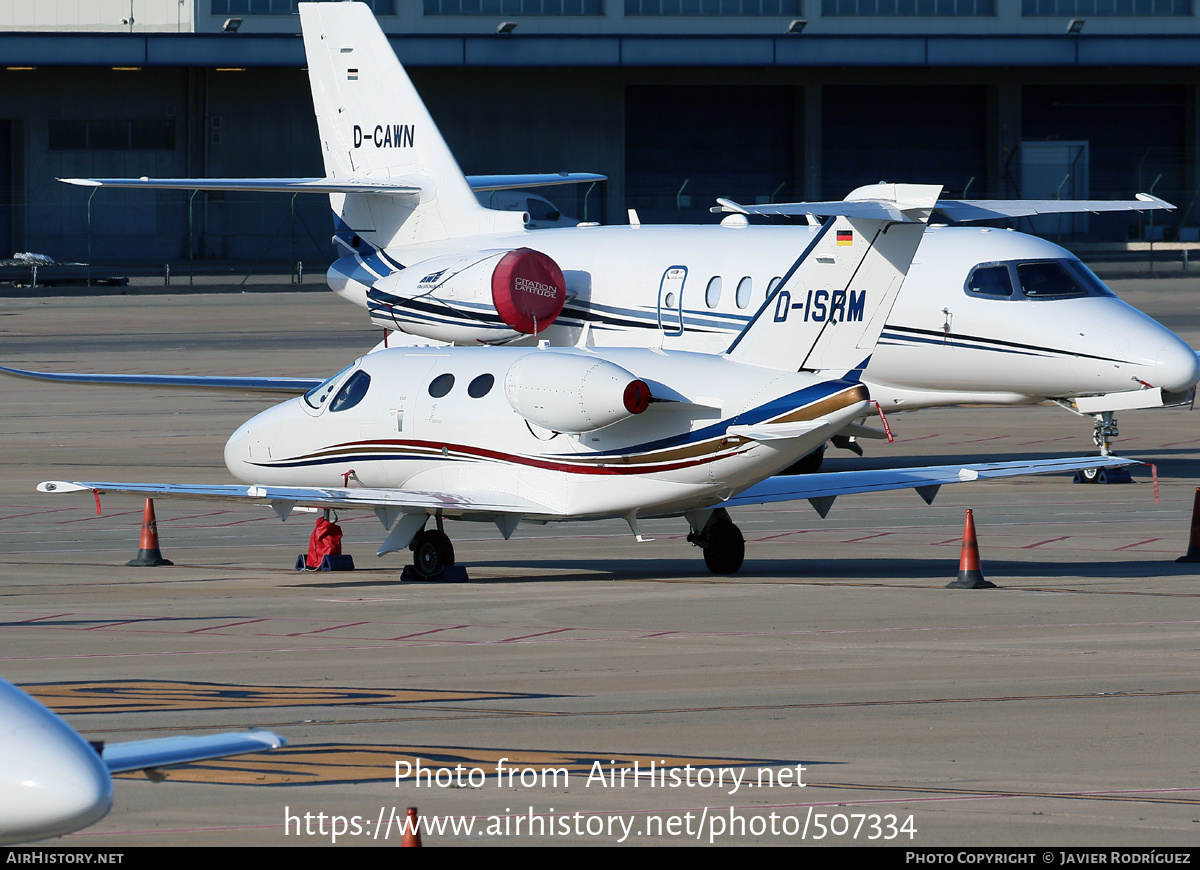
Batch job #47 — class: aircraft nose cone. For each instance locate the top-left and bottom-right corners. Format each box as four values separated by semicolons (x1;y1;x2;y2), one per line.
0;683;114;844
1155;339;1200;393
224;425;255;483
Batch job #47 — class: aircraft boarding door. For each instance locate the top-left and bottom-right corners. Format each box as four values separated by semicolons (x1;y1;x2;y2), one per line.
657;266;687;337
1020;141;1090;238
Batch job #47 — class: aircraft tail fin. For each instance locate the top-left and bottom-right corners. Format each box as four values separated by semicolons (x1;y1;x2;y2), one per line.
724;185;940;374
299;2;521;250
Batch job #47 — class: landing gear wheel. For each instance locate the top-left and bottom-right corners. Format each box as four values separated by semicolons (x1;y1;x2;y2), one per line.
410;529;455;579
1079;466;1102;484
703;521;745;575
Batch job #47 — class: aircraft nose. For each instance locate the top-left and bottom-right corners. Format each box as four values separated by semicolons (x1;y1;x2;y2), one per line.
1154;337;1200;393
224;424;255;483
0;685;114;844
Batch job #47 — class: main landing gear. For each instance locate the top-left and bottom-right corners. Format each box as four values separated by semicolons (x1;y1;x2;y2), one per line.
405;516;465;581
687;508;745;575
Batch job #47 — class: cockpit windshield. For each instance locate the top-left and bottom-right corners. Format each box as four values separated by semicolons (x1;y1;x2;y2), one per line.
965;259;1115;301
303;364;356;410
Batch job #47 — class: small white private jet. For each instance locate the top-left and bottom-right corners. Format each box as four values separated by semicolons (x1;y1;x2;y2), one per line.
12;195;1136;577
0;677;285;845
58;2;1200;464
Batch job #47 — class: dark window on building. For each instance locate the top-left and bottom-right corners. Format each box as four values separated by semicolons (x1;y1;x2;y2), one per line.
212;0;395;14
824;0;993;12
427;0;601;13
49;120;175;151
1022;0;1189;14
626;0;800;13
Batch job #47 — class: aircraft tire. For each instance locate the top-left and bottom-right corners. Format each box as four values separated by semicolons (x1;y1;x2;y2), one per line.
411;530;456;579
1079;467;1101;484
703;521;744;575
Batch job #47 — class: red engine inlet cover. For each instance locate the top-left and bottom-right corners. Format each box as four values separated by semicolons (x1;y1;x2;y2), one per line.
491;248;567;335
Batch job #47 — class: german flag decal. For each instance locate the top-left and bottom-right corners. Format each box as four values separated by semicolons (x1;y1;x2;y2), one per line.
836;229;853;246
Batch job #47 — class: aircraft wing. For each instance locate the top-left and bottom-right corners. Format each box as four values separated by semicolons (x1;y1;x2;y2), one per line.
102;731;286;775
36;480;559;519
726;455;1138;516
0;364;321;394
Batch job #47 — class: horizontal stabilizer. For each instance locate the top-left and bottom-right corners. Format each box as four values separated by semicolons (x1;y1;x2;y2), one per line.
726;419;834;442
726;455;1138;509
59;176;423;196
714;190;1175;224
59;173;606;196
104;731;286;774
0;364;319;394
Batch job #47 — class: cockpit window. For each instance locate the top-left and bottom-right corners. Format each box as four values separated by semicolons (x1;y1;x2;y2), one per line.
1017;261;1089;298
963;259;1113;301
304;364;355;410
1064;259;1116;297
966;264;1014;297
329;369;371;412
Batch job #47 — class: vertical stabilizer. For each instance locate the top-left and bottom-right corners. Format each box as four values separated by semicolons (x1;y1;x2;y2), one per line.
725;185;939;374
299;2;518;248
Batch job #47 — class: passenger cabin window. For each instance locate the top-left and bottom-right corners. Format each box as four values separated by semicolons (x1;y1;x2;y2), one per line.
429;373;455;398
705;276;722;309
966;264;1014;297
735;276;752;309
329;370;371;412
467;373;494;398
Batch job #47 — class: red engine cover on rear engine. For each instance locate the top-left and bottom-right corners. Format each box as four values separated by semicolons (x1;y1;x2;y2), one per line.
491;248;566;335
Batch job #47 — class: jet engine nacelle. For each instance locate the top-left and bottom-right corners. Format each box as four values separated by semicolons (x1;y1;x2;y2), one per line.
369;247;566;344
504;351;652;434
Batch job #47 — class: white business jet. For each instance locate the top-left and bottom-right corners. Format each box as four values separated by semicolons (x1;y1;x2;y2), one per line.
16;193;1134;578
0;677;285;845
58;2;1200;465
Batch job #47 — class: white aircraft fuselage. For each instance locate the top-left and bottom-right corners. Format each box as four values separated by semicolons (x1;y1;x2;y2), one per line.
225;345;870;522
333;223;1200;414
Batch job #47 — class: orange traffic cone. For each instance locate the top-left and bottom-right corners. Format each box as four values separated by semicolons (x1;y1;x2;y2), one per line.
1177;488;1200;563
946;509;994;589
402;807;422;847
126;498;173;567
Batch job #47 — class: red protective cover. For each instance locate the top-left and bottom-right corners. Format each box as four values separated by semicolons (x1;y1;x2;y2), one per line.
491;248;566;334
306;518;343;569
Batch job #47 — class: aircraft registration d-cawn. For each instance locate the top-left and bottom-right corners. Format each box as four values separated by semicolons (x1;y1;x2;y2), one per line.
59;1;1200;465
